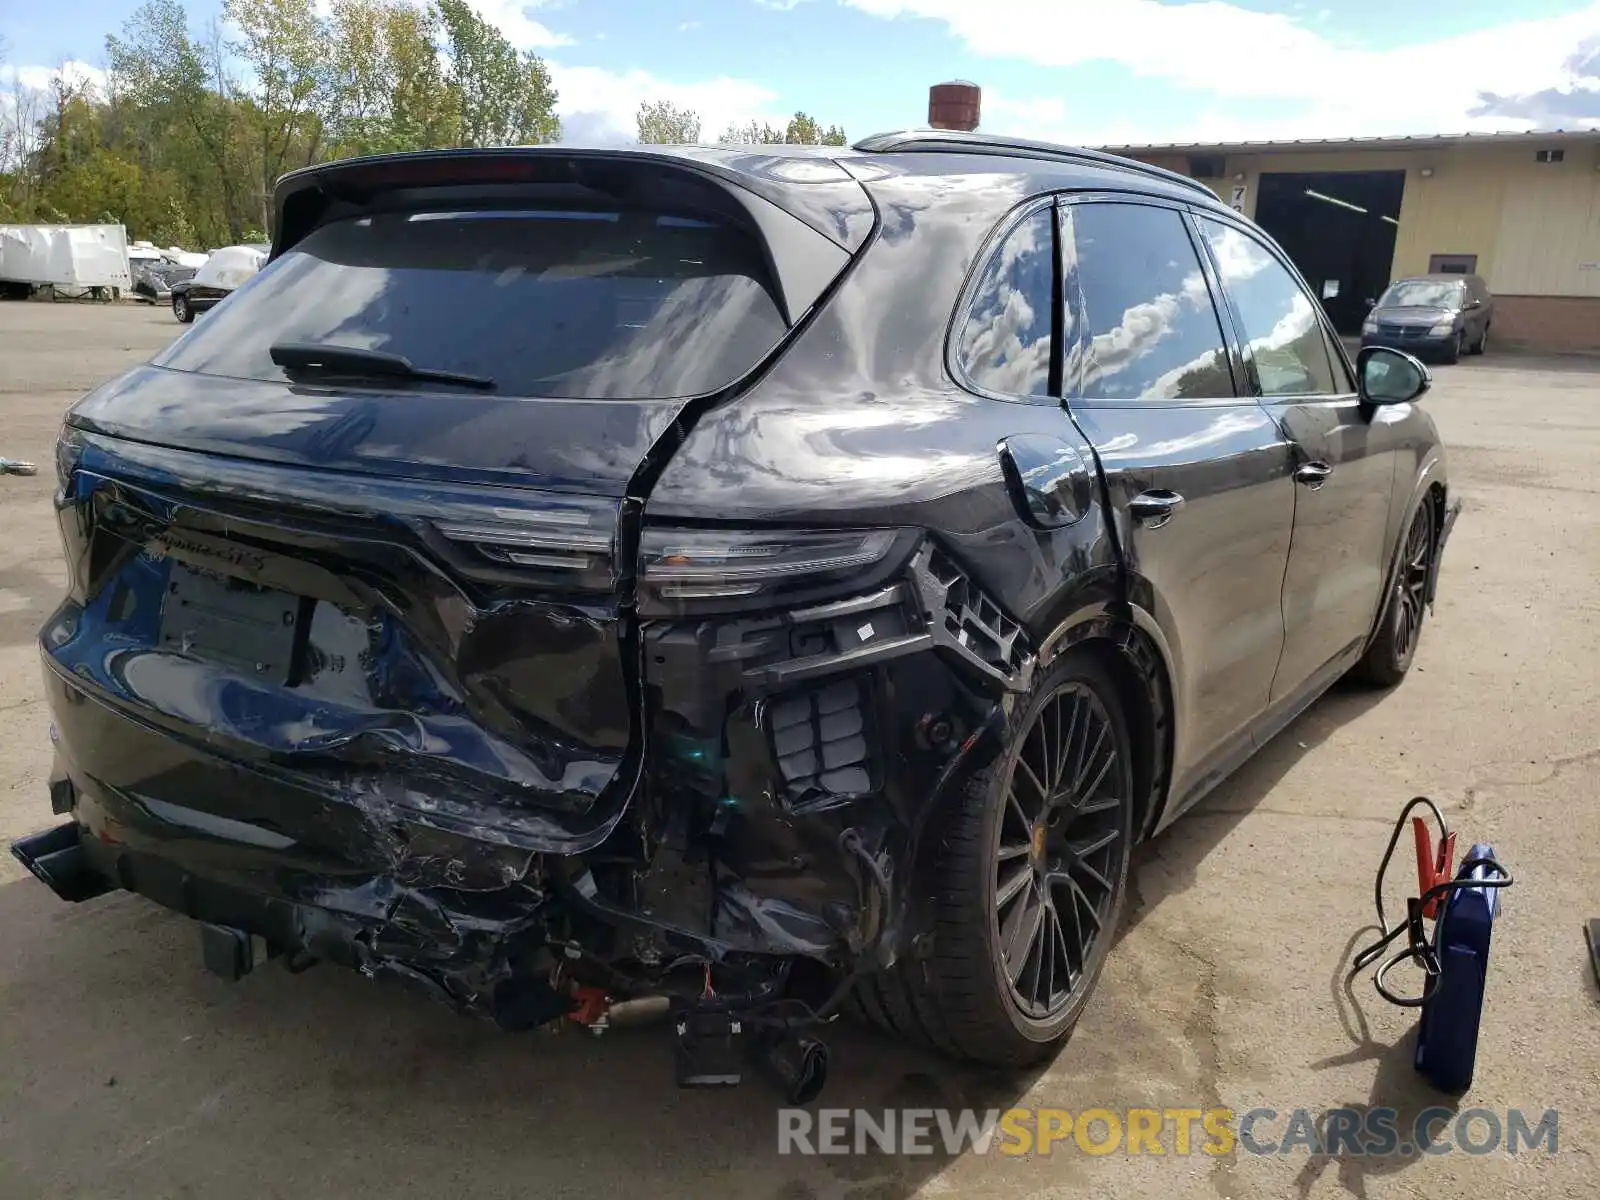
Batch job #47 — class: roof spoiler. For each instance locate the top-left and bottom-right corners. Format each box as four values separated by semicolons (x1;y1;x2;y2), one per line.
269;147;877;326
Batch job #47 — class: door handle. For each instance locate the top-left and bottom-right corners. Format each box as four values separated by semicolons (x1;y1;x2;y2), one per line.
1294;461;1334;490
1130;490;1184;529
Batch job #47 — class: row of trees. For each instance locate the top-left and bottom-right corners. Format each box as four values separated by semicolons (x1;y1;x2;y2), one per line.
0;0;847;248
636;100;846;147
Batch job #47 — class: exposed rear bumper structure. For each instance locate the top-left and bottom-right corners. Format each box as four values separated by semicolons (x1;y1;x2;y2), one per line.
15;779;552;1022
19;529;1035;1088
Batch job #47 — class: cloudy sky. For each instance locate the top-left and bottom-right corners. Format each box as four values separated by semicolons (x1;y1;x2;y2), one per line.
5;0;1600;147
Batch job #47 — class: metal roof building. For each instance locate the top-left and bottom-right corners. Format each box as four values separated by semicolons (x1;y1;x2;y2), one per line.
1099;129;1600;353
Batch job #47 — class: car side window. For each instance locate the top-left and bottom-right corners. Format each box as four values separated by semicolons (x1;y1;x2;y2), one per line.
955;207;1054;398
1198;217;1337;397
1067;202;1234;402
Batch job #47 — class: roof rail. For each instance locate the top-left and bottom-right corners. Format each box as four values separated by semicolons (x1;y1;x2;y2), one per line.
852;129;1217;199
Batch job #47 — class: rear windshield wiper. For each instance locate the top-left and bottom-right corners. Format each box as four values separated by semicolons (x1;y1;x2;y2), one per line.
269;342;496;390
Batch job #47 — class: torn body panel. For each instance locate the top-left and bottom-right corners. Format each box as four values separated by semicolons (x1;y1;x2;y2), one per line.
631;541;1035;965
50;432;639;856
38;418;1063;1015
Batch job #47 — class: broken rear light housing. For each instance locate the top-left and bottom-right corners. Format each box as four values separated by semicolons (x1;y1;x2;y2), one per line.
637;526;917;615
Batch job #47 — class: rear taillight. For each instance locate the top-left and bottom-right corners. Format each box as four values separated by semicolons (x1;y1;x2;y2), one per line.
637;526;914;614
55;425;86;498
430;499;617;591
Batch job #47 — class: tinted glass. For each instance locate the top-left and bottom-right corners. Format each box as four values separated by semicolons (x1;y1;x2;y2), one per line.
156;209;787;399
1069;203;1233;402
956;208;1054;398
1200;218;1336;396
1379;279;1465;308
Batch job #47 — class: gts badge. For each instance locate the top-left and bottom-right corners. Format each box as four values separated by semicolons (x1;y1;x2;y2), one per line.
145;529;269;578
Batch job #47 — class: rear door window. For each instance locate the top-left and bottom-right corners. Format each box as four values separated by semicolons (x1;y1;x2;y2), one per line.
1067;202;1236;402
155;208;788;400
954;207;1056;399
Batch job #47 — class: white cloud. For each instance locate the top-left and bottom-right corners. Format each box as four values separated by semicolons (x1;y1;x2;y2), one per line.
550;64;783;144
845;0;1600;140
1;60;108;96
679;20;702;31
462;0;574;48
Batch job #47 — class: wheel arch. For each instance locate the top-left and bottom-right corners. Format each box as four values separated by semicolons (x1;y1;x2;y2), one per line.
1368;459;1450;650
1038;602;1177;844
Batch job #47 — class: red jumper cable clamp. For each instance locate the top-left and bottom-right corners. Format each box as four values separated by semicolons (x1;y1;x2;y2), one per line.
1412;816;1456;919
1351;797;1513;1093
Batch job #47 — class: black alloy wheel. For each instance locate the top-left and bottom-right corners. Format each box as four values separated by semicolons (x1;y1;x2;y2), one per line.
1353;500;1434;686
1391;502;1433;667
993;681;1127;1021
852;650;1135;1067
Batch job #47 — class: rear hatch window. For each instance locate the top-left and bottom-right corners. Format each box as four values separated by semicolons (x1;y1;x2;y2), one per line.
155;207;787;399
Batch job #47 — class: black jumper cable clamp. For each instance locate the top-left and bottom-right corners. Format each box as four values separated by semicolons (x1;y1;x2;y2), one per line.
1350;796;1513;1093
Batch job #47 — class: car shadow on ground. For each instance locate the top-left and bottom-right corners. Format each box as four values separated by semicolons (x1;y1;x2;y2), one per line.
1121;676;1393;933
1282;924;1466;1200
0;678;1401;1199
0;866;1051;1199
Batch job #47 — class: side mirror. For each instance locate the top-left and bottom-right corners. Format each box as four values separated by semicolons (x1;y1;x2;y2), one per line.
1357;345;1431;406
1467;297;1483;309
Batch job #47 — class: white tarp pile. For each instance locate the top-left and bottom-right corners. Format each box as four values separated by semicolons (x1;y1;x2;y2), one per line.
0;224;132;290
191;244;267;291
128;240;208;269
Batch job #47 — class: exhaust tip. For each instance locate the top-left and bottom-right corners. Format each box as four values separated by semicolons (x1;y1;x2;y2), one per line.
753;1030;830;1105
9;822;111;903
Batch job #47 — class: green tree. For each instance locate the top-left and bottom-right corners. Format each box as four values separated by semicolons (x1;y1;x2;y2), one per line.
718;112;846;146
9;0;565;241
385;4;457;148
636;100;701;144
224;0;331;229
718;118;784;145
106;0;249;242
326;0;455;157
783;111;846;146
435;0;558;147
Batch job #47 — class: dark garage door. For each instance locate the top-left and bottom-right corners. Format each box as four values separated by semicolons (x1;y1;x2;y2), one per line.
1253;170;1406;334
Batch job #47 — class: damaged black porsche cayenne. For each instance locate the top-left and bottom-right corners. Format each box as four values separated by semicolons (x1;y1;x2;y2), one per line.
16;132;1458;1097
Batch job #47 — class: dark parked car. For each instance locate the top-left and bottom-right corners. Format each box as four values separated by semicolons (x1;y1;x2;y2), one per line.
1361;273;1493;363
14;134;1458;1084
170;243;269;322
128;256;197;304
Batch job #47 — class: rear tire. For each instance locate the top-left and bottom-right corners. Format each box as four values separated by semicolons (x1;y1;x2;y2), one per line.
1353;501;1434;687
855;649;1135;1067
173;294;193;323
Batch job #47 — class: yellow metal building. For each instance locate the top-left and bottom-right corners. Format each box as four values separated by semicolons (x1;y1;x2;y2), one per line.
1102;130;1600;354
